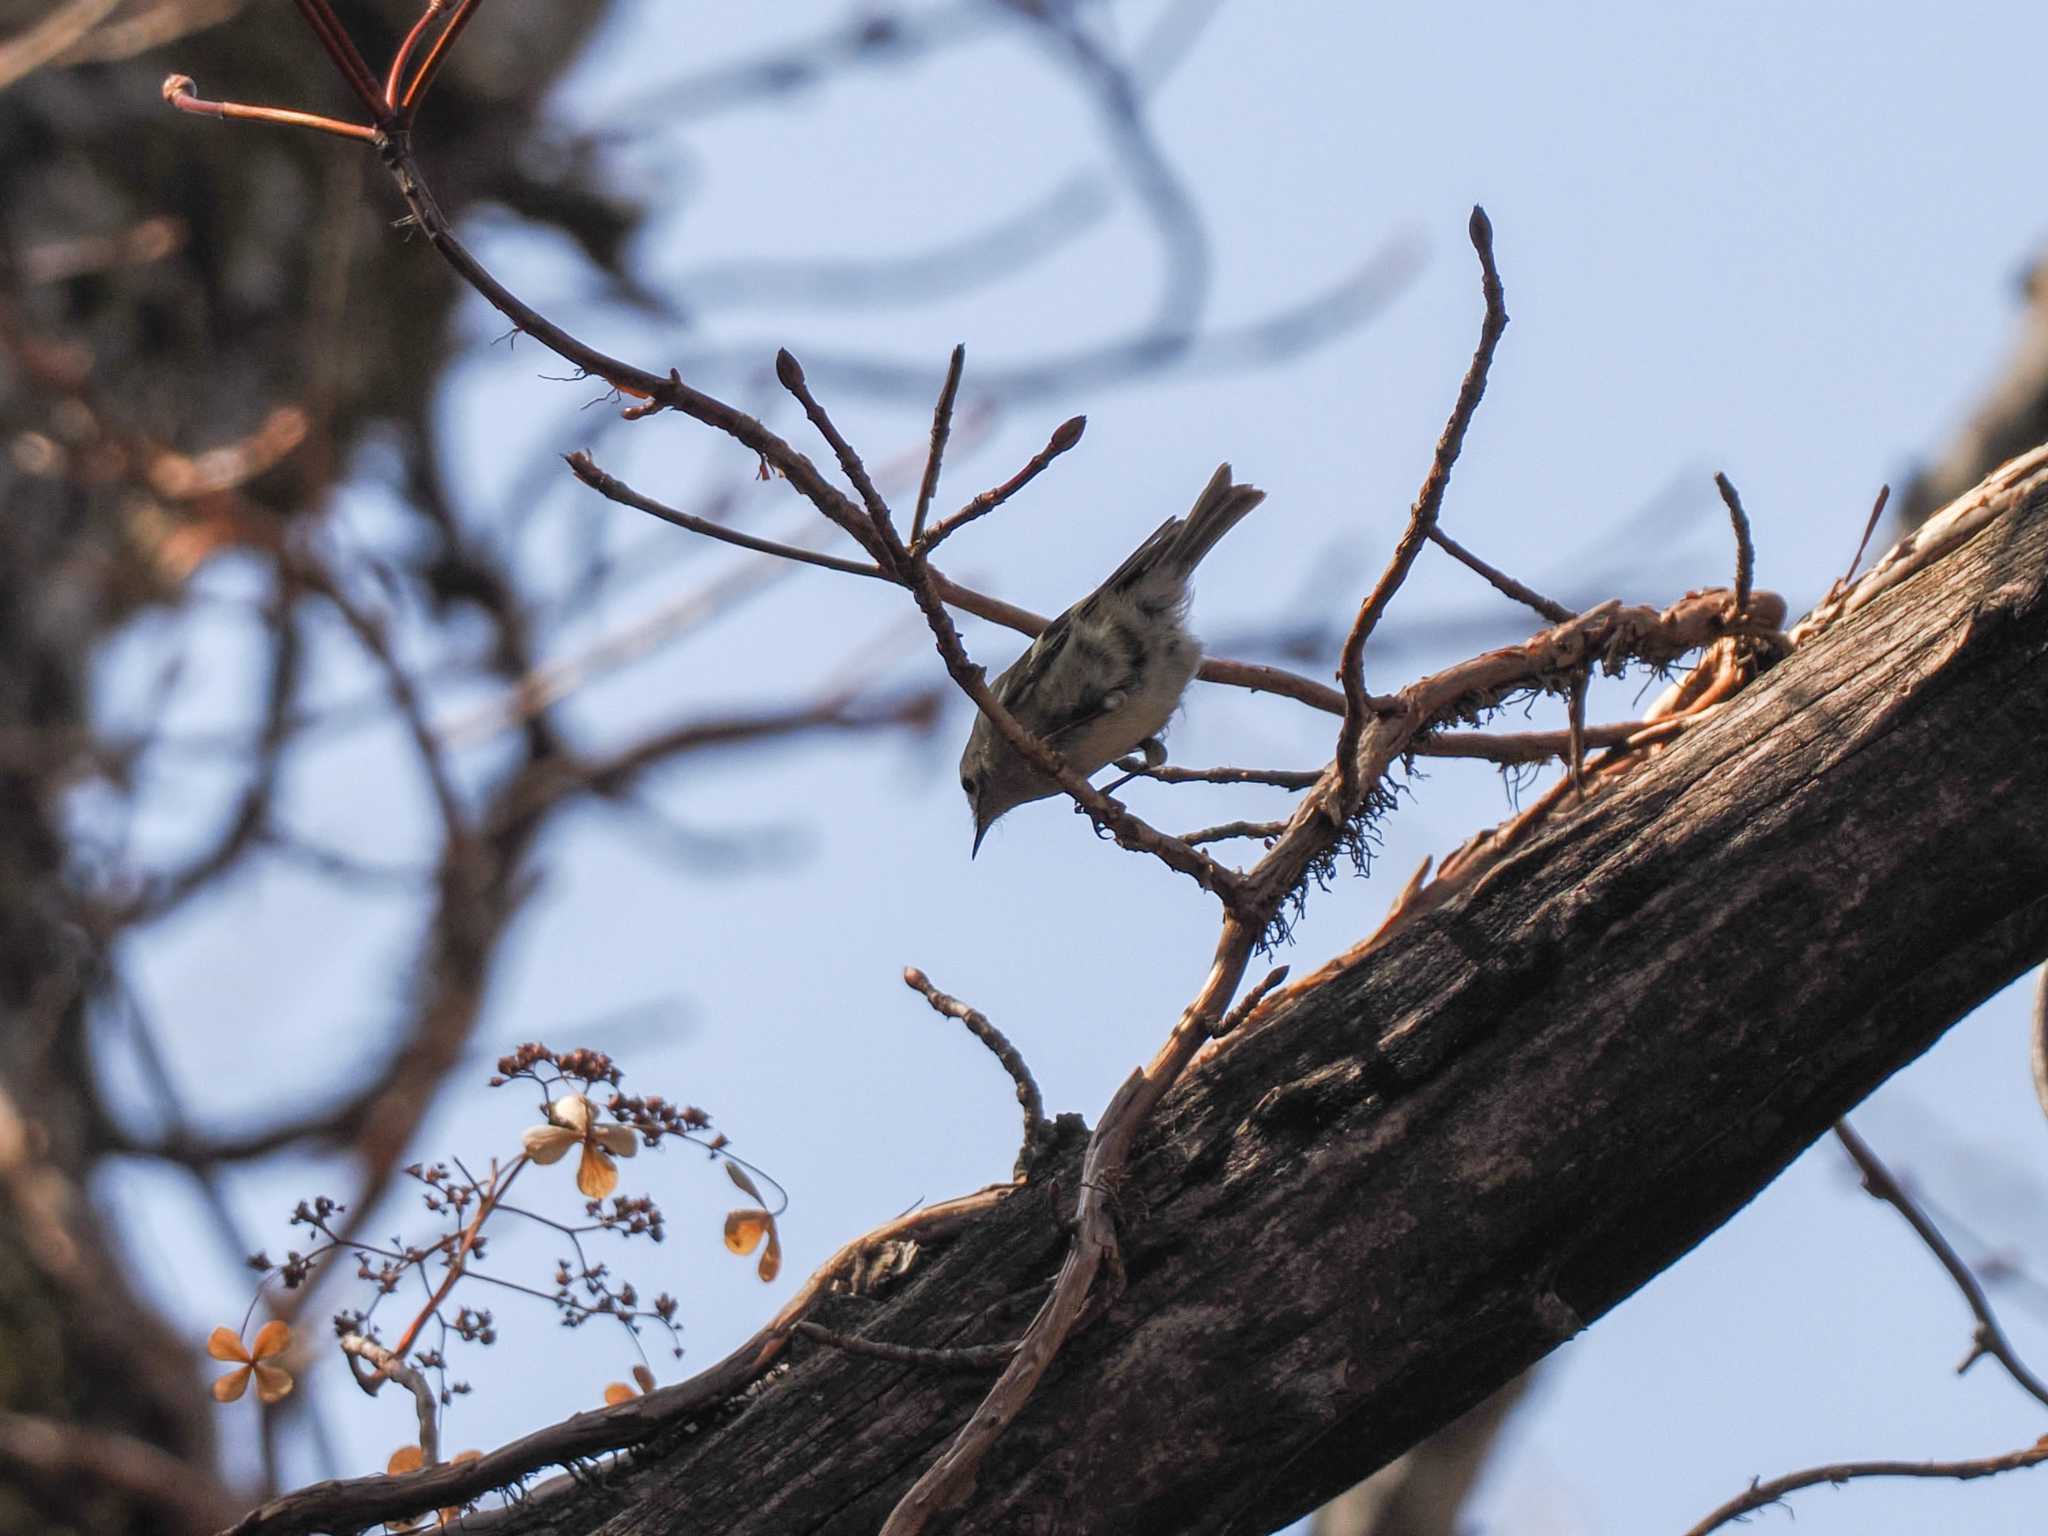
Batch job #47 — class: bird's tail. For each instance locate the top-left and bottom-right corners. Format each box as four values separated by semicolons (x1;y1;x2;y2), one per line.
1107;463;1265;594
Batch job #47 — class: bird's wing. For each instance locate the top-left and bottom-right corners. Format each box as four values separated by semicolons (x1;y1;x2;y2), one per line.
992;607;1132;746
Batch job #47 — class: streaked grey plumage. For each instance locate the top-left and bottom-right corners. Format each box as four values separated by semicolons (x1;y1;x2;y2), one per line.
959;462;1265;853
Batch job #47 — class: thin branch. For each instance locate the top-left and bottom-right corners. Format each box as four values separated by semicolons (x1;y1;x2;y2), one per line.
396;0;480;120
776;348;900;571
1833;1120;2048;1408
1681;1442;2048;1536
794;1320;1016;1371
340;1334;439;1463
921;414;1088;552
1843;482;1892;588
564;452;883;580
1182;818;1288;847
287;0;385;119
1714;471;1756;617
1335;205;1507;806
161;73;375;141
910;345;966;545
1121;760;1322;789
384;0;446;110
1426;525;1573;622
903;967;1045;1181
1215;965;1289;1037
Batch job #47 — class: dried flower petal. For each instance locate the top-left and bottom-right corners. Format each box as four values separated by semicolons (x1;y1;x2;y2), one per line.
521;1125;577;1164
575;1143;620;1199
211;1365;252;1403
207;1325;249;1363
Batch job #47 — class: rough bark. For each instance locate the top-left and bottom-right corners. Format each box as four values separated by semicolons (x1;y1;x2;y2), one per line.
454;453;2048;1536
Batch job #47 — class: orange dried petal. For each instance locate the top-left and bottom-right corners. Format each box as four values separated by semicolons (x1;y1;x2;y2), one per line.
249;1319;292;1361
212;1365;253;1403
602;1382;636;1406
576;1144;619;1199
757;1226;783;1284
388;1444;427;1475
207;1325;250;1363
252;1361;294;1404
724;1209;769;1257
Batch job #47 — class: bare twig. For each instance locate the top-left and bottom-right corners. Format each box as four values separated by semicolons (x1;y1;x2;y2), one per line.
1843;483;1892;589
565;452;883;580
339;1334;439;1463
288;0;384;118
161;72;375;141
1714;471;1756;616
775;347;902;571
1182;818;1288;847
1426;525;1573;623
1833;1120;2048;1408
910;344;967;545
903;967;1044;1181
1681;1441;2048;1536
794;1320;1016;1371
921;413;1088;552
395;0;479;121
1121;760;1322;789
1215;965;1289;1036
1334;205;1507;806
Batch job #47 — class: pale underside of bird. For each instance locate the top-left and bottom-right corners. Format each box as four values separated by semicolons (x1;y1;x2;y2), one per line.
958;462;1265;854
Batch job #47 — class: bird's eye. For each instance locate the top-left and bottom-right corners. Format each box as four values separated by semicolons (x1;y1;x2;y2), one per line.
961;774;976;795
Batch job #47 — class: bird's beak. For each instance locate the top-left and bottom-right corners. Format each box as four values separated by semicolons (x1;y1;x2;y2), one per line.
971;819;988;859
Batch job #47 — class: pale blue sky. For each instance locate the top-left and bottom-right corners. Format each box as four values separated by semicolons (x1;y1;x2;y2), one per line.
104;4;2048;1531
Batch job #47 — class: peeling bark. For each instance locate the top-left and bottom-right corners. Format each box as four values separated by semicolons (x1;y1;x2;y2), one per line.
449;461;2048;1536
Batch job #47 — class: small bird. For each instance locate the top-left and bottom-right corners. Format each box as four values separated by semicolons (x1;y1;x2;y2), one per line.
959;462;1265;854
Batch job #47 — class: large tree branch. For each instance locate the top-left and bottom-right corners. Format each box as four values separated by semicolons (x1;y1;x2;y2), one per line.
238;449;2048;1534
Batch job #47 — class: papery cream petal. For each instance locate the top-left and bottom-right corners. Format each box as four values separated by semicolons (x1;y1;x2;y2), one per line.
548;1094;593;1133
592;1125;638;1158
522;1126;577;1163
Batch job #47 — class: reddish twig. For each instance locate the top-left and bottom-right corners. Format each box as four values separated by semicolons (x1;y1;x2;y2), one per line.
161;73;375;142
396;0;481;120
1334;205;1506;807
921;413;1088;553
289;0;385;119
384;0;447;110
1426;525;1573;622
